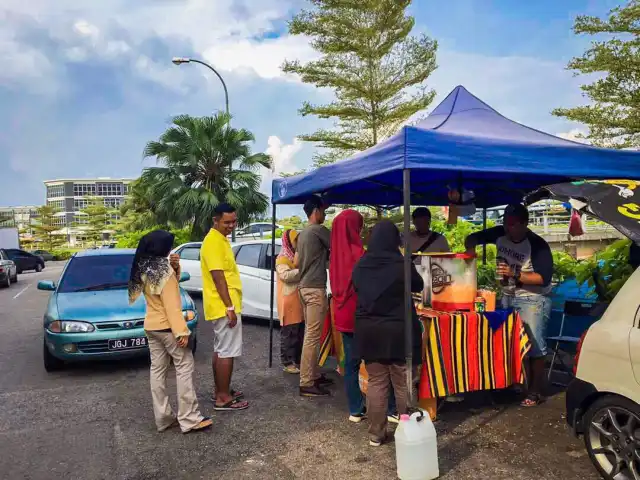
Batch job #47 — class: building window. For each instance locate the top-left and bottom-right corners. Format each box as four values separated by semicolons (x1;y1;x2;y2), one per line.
74;199;89;211
47;184;65;198
96;183;123;196
47;200;65;211
103;197;123;209
73;183;96;196
52;216;66;226
123;183;130;194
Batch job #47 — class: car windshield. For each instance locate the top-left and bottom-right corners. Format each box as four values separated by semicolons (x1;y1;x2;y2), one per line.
58;254;133;293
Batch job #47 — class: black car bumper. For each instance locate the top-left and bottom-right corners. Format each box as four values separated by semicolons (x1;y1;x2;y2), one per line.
566;377;598;436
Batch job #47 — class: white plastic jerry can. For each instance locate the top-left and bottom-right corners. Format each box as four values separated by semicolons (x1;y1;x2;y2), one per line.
395;410;439;480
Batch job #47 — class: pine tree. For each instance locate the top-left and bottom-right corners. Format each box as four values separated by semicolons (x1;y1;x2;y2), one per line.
553;1;640;148
282;0;438;167
78;197;115;247
33;205;65;250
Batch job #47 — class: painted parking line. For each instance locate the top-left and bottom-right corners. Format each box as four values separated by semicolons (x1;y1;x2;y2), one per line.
13;284;31;300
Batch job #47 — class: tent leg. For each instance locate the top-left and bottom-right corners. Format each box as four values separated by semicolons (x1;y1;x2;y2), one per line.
482;207;487;265
402;169;414;406
268;203;277;368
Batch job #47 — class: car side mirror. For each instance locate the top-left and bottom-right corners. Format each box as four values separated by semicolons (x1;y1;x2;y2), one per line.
37;280;56;291
179;272;190;283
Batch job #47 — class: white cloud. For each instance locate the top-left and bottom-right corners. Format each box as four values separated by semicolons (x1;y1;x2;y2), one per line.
557;128;590;144
73;19;100;39
204;35;317;80
265;135;303;173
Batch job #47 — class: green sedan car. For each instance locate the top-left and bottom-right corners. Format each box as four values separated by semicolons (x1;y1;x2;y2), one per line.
39;249;198;372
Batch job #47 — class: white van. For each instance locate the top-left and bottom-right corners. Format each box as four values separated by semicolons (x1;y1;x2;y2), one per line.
566;265;640;479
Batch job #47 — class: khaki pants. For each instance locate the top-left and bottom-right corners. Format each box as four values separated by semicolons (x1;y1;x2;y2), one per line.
366;362;408;442
298;288;328;388
147;331;204;432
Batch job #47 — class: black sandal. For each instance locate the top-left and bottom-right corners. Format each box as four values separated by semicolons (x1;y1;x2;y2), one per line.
520;393;545;407
213;398;249;411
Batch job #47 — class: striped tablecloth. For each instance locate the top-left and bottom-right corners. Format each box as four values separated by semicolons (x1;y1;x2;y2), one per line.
417;309;530;399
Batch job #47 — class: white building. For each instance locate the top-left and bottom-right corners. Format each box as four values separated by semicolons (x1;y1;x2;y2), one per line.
44;178;134;245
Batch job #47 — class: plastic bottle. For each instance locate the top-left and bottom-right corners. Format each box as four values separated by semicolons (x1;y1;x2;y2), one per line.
395;410;439;480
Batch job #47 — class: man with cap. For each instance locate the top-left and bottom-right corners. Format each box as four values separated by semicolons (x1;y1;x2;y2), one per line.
465;203;553;407
296;195;333;397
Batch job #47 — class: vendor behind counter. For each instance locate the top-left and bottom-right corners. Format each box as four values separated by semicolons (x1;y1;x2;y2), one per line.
407;208;451;263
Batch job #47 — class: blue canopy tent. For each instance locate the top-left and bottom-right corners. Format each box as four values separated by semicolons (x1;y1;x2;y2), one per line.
266;86;640;400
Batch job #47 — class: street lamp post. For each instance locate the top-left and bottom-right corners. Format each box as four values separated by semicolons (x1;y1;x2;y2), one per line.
172;57;235;241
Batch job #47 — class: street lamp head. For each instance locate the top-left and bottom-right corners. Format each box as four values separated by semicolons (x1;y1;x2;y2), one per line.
172;57;191;65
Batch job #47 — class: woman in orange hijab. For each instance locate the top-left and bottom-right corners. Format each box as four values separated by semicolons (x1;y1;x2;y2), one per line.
330;209;367;421
276;229;305;374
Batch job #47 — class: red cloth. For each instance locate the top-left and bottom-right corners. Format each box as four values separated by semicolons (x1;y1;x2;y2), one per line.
569;209;584;237
329;209;365;333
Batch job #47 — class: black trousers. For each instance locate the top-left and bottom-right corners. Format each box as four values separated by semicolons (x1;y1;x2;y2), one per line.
280;323;305;366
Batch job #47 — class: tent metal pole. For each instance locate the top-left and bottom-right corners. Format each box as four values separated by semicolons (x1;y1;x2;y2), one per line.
482;207;487;265
268;203;277;368
402;169;414;406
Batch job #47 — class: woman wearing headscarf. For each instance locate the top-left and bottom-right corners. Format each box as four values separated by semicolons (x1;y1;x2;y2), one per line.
330;209;367;421
352;220;423;447
276;229;305;373
129;230;212;434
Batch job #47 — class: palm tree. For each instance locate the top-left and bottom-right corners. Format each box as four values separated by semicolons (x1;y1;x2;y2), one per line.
142;113;272;239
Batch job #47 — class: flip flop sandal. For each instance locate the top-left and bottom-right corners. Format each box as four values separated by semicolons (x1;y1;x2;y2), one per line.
211;389;244;403
213;398;249;412
520;393;545;407
183;417;213;434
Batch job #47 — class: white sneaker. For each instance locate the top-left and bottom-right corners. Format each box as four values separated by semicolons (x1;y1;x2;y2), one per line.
369;438;382;447
387;414;400;424
349;412;366;423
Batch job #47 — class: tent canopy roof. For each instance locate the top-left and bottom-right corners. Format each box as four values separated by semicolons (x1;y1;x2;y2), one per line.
272;86;640;208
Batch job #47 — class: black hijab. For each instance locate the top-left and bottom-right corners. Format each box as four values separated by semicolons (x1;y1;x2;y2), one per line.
352;220;403;311
128;230;175;304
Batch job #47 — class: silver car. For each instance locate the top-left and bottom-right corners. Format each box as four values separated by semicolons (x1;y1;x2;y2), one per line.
0;248;18;288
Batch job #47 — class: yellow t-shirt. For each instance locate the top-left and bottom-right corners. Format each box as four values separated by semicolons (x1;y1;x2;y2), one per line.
200;229;243;320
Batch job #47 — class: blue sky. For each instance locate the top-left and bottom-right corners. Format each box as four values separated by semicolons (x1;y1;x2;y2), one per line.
0;0;622;217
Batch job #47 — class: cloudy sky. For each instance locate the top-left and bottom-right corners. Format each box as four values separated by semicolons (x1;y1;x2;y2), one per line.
0;0;620;212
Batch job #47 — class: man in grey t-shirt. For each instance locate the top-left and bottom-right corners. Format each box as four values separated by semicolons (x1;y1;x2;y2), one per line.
465;203;553;407
296;196;332;397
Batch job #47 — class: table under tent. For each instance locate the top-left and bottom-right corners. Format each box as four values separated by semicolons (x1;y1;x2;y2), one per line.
267;85;640;404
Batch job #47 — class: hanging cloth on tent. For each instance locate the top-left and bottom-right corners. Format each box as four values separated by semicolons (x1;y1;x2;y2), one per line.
569;209;585;237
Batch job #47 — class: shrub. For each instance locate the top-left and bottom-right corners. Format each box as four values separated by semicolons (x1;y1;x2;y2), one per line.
50;249;75;261
116;227;192;249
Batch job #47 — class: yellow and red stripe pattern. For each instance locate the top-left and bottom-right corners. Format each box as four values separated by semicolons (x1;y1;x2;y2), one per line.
318;298;345;375
418;310;530;399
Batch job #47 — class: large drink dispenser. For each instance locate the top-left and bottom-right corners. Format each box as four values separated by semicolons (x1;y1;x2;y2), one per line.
425;253;477;311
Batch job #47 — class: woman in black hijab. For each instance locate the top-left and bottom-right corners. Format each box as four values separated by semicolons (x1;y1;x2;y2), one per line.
129;230;212;433
352;220;423;447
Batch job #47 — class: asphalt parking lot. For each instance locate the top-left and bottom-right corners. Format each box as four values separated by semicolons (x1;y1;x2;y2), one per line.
0;261;600;480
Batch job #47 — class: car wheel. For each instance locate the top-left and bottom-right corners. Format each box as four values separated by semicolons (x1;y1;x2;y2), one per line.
43;341;64;372
11;271;18;283
1;275;10;288
583;395;640;480
36;263;43;273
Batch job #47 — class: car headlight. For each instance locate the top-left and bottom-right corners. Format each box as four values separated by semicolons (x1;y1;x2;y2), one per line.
47;320;95;333
183;309;196;321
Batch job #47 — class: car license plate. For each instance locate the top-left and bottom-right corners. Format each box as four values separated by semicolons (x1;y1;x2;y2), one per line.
108;337;148;351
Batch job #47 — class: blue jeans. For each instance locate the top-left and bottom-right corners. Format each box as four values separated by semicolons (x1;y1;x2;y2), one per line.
502;295;551;358
341;333;396;415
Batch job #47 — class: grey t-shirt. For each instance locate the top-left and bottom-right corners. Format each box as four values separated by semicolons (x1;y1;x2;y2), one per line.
297;224;331;289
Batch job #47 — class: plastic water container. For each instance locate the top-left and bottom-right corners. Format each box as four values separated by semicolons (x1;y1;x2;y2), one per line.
395;411;439;480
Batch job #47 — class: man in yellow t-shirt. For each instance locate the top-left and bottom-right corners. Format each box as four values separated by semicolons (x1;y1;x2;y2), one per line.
200;203;248;411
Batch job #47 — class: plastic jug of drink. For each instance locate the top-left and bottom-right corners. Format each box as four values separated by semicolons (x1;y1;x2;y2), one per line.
395;410;439;480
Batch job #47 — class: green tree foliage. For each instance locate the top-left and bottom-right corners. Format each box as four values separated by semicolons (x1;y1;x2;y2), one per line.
116;227;191;249
32;205;65;250
77;197;115;247
142;113;272;240
575;239;633;302
553;1;640;147
118;178;168;232
280;215;306;229
282;0;438;168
